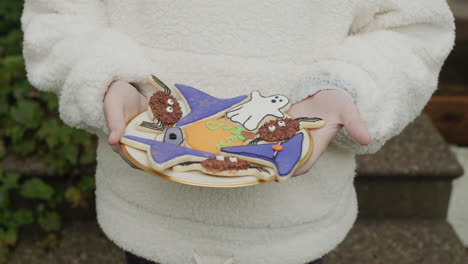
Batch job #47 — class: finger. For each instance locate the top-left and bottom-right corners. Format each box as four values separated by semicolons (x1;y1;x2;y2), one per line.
105;103;126;146
342;107;372;146
107;118;126;145
111;144;120;153
293;125;340;176
138;94;149;113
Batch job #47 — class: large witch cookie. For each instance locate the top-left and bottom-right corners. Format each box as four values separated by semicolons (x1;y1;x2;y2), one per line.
121;135;215;171
120;75;325;187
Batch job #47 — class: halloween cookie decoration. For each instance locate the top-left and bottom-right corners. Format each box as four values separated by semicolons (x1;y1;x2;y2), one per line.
185;119;254;154
249;117;325;145
226;91;290;131
141;75;183;132
173;84;248;127
173;156;273;180
148;91;182;126
120;75;326;187
121;135;215;171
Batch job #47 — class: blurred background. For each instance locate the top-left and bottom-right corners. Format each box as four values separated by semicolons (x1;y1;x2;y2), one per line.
0;0;467;264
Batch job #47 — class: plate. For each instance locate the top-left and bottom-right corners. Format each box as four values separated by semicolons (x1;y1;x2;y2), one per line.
120;111;280;188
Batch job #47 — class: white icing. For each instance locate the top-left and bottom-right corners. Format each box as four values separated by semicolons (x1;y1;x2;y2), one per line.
268;125;276;132
226;91;289;131
167;98;174;105
278;120;286;127
216;156;225;161
166;106;173;113
229;157;238;163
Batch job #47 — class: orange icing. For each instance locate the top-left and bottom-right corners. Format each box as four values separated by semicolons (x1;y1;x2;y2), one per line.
185;119;246;154
272;145;283;152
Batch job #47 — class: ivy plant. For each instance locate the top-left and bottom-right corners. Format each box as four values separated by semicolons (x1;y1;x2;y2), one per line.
0;1;98;262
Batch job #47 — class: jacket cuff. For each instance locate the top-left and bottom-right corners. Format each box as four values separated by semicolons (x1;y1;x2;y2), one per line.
291;73;357;104
58;30;154;135
291;60;386;154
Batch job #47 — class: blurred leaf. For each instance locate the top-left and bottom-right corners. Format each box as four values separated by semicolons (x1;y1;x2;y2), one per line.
40;92;59;111
63;145;79;164
4;124;25;143
0;192;9;210
64;186;82;208
0;244;9;264
78;176;95;193
0;173;20;192
79;148;96;165
0;140;6;158
0;228;17;246
35;203;46;214
11;138;37;156
38;211;61;232
0;2;99;260
11;208;33;228
20;178;54;200
10;100;43;128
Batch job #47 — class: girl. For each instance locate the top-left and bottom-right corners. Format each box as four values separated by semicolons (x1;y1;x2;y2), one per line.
22;1;454;263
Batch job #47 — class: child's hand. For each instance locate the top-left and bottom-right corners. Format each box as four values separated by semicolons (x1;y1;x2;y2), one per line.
289;90;371;176
104;80;148;168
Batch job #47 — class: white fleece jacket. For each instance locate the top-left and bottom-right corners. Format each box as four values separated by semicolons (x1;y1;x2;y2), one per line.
21;1;454;263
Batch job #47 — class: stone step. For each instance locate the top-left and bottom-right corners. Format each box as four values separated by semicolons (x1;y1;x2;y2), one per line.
355;114;464;218
326;220;468;264
10;220;468;264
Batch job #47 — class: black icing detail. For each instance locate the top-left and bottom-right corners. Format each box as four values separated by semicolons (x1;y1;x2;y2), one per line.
251;166;270;174
177;161;201;166
151;74;172;94
295;117;323;122
163;127;184;145
249;138;262;145
140;121;165;131
271;99;277;103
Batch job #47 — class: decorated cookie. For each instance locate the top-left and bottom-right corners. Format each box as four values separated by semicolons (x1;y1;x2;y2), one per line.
136;121;166;133
142;75;183;132
249;117;325;145
185;119;254;154
120;135;215;171
120;76;325;187
148;91;183;126
174;84;249;127
226;91;290;131
163;127;184;145
221;133;305;182
172;156;273;180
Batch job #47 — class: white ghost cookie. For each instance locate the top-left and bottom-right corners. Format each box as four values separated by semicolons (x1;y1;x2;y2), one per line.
226;91;290;131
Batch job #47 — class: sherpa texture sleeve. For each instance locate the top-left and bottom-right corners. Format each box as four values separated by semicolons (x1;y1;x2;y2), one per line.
290;0;455;154
21;0;152;134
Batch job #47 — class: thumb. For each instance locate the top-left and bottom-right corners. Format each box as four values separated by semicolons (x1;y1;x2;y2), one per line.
342;107;372;146
108;126;125;146
105;107;126;146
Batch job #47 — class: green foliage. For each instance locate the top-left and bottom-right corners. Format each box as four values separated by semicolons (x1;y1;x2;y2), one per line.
20;178;55;200
0;1;98;262
38;211;61;232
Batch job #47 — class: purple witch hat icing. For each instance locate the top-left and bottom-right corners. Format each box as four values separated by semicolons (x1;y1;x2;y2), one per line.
174;84;248;127
220;133;304;179
123;135;215;170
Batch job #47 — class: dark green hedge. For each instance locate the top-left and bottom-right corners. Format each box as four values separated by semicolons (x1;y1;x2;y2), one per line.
0;1;97;262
